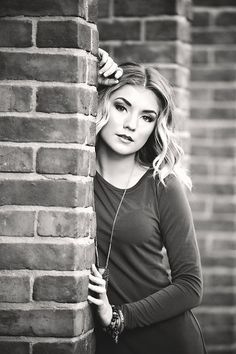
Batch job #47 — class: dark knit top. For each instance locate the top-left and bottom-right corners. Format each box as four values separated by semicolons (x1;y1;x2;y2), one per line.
94;169;203;330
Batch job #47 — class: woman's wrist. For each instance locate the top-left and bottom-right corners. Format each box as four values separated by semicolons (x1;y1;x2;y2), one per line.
103;305;125;344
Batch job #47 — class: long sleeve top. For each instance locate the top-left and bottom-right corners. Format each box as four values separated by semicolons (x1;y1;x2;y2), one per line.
94;169;203;330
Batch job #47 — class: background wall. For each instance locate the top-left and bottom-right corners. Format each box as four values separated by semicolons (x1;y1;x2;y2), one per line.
0;1;98;353
98;0;236;353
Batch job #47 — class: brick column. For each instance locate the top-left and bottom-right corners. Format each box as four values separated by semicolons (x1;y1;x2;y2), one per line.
98;0;192;153
0;1;98;353
190;0;236;353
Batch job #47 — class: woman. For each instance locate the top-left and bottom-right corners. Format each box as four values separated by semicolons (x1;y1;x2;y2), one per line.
88;49;207;354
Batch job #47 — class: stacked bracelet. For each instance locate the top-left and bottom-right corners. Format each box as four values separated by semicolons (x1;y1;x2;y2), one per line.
103;305;125;344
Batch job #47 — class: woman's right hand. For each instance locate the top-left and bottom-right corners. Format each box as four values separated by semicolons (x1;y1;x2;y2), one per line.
98;48;123;86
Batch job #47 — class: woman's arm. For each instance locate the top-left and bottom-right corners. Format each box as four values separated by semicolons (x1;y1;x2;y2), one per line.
120;175;203;329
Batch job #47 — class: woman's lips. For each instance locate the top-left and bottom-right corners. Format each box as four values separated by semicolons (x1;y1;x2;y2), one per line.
116;134;134;142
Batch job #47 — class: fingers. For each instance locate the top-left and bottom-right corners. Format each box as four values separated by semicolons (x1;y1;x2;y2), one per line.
99;56;115;76
87;264;107;306
98;48;123;85
98;48;109;67
87;295;103;306
114;67;123;79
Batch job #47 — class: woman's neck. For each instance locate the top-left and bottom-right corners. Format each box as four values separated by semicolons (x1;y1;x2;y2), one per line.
96;150;136;188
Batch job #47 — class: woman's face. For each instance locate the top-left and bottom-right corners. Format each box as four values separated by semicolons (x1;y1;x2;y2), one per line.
98;84;160;157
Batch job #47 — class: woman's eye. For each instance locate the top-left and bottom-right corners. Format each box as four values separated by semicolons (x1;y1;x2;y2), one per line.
115;103;126;112
142;115;154;122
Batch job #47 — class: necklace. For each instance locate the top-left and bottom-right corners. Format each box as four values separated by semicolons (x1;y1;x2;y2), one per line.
95;164;135;287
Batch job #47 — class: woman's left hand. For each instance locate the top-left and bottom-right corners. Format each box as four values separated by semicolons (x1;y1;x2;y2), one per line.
98;48;123;86
87;264;113;327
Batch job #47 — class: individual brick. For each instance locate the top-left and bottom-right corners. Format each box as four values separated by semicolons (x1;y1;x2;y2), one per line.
146;19;190;42
194;0;236;5
215;11;236;26
0;305;93;337
0;275;31;302
36;147;93;176
0;179;93;207
0;52;86;83
191;68;236;82
114;0;180;16
192;11;210;27
0;20;32;47
0;0;86;17
0;146;33;172
0;210;35;236
32;332;95;354
33;274;89;302
0;86;32;112
0;116;95;144
0;341;30;354
37;210;95;238
91;28;99;55
37;21;92;51
88;0;98;23
114;43;186;64
36;87;95;114
191;49;209;64
191;107;235;120
87;57;98;87
99;20;141;41
214;88;236;102
192;29;236;45
215;49;236;64
98;0;110;18
0;241;95;271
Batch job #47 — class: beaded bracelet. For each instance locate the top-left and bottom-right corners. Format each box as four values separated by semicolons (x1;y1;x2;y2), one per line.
103;305;125;343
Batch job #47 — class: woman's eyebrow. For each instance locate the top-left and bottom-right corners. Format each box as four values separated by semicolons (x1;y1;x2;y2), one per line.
115;97;132;107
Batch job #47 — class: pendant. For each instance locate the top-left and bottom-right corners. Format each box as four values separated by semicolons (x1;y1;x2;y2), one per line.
99;267;109;289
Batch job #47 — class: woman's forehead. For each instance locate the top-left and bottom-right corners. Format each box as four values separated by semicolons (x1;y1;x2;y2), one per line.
110;84;159;111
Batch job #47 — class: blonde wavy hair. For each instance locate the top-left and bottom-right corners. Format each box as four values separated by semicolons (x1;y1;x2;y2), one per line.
96;62;192;190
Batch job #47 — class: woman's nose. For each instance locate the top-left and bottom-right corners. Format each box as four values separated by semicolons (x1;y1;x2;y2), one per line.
123;113;138;131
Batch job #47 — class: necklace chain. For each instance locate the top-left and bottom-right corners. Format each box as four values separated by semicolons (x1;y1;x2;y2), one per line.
95;164;135;274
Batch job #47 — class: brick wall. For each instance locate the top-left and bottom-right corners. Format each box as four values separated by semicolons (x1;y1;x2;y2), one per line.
190;1;236;353
0;1;98;353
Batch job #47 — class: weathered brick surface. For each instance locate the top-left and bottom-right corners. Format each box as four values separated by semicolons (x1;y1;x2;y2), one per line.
0;275;31;302
0;210;35;236
0;146;33;172
0;52;86;83
37;21;92;51
37;210;95;238
0;86;32;112
36;87;96;114
0;20;32;47
36;147;95;176
0;0;97;351
114;43;191;66
99;20;141;41
33;274;89;302
146;19;190;42
0;241;95;271
0;179;92;207
0;341;30;354
0;305;93;337
0;0;86;17
32;333;96;354
0;116;95;144
114;0;179;16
